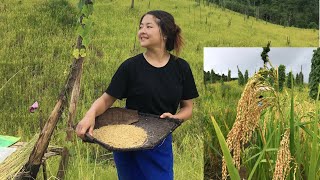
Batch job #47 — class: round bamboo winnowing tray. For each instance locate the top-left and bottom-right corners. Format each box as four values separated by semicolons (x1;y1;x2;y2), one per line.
84;108;182;151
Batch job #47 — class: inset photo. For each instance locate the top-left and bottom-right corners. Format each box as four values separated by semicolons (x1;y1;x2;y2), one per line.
203;46;320;180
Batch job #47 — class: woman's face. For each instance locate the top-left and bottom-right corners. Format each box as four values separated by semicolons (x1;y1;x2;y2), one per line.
138;14;165;49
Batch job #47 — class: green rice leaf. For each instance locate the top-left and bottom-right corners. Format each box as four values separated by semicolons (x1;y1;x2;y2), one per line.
308;84;320;179
211;116;240;180
248;130;275;180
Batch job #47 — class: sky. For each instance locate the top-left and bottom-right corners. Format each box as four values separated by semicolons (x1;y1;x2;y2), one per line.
203;47;317;82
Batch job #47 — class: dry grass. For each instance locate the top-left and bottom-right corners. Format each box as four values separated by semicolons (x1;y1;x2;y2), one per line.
0;133;38;180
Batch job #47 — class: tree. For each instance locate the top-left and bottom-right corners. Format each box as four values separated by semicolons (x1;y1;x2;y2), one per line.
244;70;249;83
261;41;271;67
227;69;231;81
298;65;304;84
204;71;210;84
210;69;216;83
237;66;245;86
309;48;320;100
287;71;293;89
278;64;286;92
131;0;134;8
295;73;300;85
268;67;275;86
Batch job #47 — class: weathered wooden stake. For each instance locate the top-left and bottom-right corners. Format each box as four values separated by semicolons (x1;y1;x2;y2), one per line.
66;64;83;141
42;160;47;180
23;57;84;179
56;147;70;180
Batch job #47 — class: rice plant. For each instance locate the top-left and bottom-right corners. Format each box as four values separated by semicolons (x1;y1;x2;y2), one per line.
205;60;320;179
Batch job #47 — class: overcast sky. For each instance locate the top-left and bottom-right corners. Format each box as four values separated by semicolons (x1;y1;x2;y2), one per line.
204;47;316;82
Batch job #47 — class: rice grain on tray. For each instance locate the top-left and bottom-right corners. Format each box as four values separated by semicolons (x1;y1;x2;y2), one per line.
93;125;147;148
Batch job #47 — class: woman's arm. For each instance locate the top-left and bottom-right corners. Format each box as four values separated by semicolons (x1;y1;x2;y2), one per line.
76;92;117;139
160;99;194;121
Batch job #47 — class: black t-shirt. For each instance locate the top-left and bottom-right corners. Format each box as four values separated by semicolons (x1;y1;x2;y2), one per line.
106;53;199;115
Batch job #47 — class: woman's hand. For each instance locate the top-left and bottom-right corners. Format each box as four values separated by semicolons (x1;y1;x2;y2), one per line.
76;93;117;140
160;99;194;121
160;112;176;119
76;112;96;139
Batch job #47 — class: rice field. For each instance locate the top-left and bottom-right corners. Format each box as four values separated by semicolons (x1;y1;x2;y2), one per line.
203;72;320;179
0;0;318;179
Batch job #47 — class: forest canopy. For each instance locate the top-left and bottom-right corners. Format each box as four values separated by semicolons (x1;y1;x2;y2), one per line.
206;0;319;29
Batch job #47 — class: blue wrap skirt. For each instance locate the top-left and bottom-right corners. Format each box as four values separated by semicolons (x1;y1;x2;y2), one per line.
113;134;173;180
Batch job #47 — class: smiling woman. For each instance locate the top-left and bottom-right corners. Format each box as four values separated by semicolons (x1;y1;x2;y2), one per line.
75;10;198;180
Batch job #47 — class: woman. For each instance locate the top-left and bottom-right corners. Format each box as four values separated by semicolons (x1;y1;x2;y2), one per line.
76;10;198;180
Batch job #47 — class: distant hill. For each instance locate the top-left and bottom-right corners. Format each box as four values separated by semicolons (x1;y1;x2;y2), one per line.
207;0;319;29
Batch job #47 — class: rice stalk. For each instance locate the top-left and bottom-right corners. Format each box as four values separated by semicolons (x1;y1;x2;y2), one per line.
248;130;276;180
222;69;275;180
289;72;295;179
0;133;39;180
272;130;292;180
307;83;320;180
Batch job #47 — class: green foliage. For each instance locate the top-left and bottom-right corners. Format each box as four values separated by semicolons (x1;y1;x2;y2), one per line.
298;65;304;85
74;0;94;56
227;69;231;81
211;69;216;83
211;116;240;180
309;48;320;100
299;71;304;84
308;22;318;29
72;48;86;59
220;81;232;98
289;73;295;178
307;85;320;179
204;70;231;84
287;71;293;89
78;0;85;10
261;41;271;66
268;67;275;86
295;73;300;85
244;69;248;84
278;64;286;92
237;66;245;86
207;0;319;29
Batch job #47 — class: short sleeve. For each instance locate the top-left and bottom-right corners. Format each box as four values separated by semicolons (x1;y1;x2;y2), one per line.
105;61;129;100
181;61;199;100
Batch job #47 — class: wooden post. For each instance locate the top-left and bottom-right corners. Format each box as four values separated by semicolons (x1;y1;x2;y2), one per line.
56;147;70;180
66;64;83;141
42;160;47;180
23;58;84;179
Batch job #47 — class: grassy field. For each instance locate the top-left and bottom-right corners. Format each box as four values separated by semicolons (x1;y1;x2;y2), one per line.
0;0;318;179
